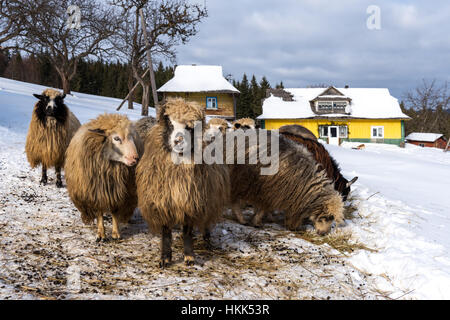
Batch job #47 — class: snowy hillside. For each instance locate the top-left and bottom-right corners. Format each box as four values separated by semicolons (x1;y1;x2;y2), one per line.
0;77;450;300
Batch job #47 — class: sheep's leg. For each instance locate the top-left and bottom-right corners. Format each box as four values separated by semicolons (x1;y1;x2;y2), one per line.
96;214;106;242
203;227;213;250
183;223;194;266
55;166;63;188
266;210;276;222
111;213;121;241
40;165;47;185
159;226;172;268
232;202;247;225
251;208;265;227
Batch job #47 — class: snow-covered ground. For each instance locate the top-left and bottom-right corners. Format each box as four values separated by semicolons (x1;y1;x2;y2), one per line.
0;77;449;299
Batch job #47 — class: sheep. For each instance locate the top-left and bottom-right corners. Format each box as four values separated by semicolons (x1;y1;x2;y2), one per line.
232;117;256;130
25;89;81;187
279;124;317;141
135;115;157;140
230;131;344;235
136;98;230;267
229;118;268;225
280;130;358;201
64;113;143;242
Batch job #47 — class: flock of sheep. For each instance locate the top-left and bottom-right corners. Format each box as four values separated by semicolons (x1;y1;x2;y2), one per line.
25;89;358;268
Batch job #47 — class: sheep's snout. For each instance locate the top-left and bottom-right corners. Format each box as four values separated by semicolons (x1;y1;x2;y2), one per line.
45;99;56;116
314;215;334;236
124;153;139;166
122;144;139;166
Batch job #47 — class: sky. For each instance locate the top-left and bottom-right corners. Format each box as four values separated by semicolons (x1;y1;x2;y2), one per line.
174;0;450;100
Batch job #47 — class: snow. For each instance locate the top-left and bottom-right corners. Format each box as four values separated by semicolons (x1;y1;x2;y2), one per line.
405;132;443;142
257;88;410;120
0;77;154;133
157;65;239;93
1;77;450;299
324;141;450;299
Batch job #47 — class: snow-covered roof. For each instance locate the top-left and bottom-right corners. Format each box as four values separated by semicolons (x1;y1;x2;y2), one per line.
157;65;239;94
405;133;443;142
257;87;410;120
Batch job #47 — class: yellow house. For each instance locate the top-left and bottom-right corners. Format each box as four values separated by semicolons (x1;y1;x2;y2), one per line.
157;65;240;120
257;86;410;146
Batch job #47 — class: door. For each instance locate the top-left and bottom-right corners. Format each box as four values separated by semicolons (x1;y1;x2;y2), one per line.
329;126;339;145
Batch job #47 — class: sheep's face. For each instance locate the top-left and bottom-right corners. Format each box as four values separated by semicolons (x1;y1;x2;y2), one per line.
233;123;255;131
338;176;358;201
204;123;226;142
33;93;67;124
167;117;199;154
232;118;257;131
89;128;139;166
314;214;335;236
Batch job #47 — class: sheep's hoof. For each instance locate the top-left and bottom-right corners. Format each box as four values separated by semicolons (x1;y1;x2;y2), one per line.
56;180;63;188
204;240;214;251
111;235;122;241
39;178;47;185
250;219;263;228
96;236;108;243
159;258;171;269
184;255;195;266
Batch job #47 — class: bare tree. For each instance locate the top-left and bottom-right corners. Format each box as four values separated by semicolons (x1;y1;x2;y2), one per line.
404;79;449;132
112;0;207;115
2;0;121;94
403;79;450;141
0;0;26;47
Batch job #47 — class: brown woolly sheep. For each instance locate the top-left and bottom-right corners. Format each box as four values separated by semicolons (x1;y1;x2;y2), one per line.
64;113;143;242
135;115;157;140
279;124;317;141
229;118;263;225
136;98;230;267
25;89;81;187
230;131;344;235
280;131;358;201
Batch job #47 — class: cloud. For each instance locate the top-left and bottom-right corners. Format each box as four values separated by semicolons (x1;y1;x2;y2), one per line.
174;0;450;98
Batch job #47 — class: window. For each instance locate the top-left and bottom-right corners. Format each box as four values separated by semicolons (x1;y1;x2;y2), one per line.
334;102;347;110
320;125;347;138
319;126;328;138
339;126;348;138
371;126;384;138
317;101;347;112
318;101;332;111
419;143;425;147
206;97;218;110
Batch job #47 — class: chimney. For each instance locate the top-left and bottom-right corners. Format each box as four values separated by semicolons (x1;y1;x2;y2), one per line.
345;85;349;89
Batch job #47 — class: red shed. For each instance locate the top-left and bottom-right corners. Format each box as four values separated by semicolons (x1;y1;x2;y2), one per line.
405;133;448;149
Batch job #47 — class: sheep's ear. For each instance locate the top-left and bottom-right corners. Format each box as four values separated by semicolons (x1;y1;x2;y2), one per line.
60;94;66;100
234;123;241;129
89;128;106;136
346;176;358;188
33;94;45;100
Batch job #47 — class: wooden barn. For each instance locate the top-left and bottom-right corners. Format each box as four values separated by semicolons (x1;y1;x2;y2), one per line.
257;86;410;146
157;65;240;120
405;133;448;149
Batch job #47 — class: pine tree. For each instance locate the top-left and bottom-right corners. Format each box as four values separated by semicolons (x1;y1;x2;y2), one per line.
236;74;252;119
275;81;284;89
250;75;260;118
256;76;271;116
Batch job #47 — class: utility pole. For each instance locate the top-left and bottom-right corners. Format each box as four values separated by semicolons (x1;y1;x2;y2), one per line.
116;68;150;111
139;8;159;113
